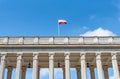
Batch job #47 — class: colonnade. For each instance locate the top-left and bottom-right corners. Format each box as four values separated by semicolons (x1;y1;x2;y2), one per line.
0;52;120;79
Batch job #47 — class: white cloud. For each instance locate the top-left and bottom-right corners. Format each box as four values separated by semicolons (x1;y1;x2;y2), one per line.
40;68;63;79
110;76;114;79
80;27;116;36
54;69;63;79
40;68;49;77
40;68;76;79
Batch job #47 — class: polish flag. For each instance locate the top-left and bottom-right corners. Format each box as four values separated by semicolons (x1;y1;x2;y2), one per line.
58;20;67;24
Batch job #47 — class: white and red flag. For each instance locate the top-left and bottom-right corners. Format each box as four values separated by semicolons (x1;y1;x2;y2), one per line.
58;20;67;24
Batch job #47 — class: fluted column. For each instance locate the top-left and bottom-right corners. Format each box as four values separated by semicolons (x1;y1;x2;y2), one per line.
16;53;22;79
49;52;54;79
65;52;70;79
89;65;95;79
38;66;40;79
96;53;104;79
111;53;120;79
0;54;6;79
62;65;65;79
80;53;87;79
103;65;109;79
7;66;13;79
32;53;39;79
76;66;81;79
22;66;26;79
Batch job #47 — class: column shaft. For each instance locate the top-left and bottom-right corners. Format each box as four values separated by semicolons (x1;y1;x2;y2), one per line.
38;66;40;79
49;53;54;79
76;66;81;79
119;66;120;76
90;66;95;79
32;53;39;79
0;54;6;79
7;66;13;79
103;65;109;79
80;53;87;79
96;53;104;79
62;66;65;79
112;53;120;79
65;53;70;79
16;54;22;79
22;66;26;79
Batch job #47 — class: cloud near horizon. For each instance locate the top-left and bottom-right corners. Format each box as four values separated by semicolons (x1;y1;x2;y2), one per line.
80;27;116;36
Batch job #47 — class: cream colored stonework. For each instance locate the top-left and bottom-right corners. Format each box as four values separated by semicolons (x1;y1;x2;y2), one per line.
0;36;120;79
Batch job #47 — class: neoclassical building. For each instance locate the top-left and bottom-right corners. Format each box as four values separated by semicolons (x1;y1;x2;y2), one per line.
0;36;120;79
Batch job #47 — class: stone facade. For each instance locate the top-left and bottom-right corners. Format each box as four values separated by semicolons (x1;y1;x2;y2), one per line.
0;36;120;79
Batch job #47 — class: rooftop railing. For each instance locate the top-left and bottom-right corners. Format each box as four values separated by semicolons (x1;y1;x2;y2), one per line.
0;37;120;45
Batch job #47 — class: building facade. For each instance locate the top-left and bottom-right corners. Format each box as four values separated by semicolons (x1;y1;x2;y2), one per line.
0;36;120;79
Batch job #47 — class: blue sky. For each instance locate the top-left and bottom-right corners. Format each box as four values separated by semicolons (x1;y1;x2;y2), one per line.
0;0;120;36
1;0;120;79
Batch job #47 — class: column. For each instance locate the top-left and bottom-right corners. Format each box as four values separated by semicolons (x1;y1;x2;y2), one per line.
119;65;120;76
0;54;6;79
65;52;70;79
76;66;81;79
80;53;87;79
38;66;40;79
32;53;39;79
49;52;54;79
96;53;104;79
111;53;120;79
62;65;65;79
89;65;95;79
103;65;109;79
22;66;26;79
7;66;13;79
16;53;22;79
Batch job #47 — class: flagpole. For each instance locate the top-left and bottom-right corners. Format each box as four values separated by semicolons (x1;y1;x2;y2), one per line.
58;23;60;36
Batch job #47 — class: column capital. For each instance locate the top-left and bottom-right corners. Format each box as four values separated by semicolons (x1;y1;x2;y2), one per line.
1;53;7;60
80;53;86;60
90;65;95;69
111;52;117;55
17;53;22;60
76;65;80;68
17;52;23;55
64;52;70;60
103;65;108;70
38;66;40;68
76;65;80;71
7;66;13;71
0;52;7;56
96;53;101;60
49;52;54;60
96;52;101;56
49;52;54;56
80;52;86;55
33;52;39;56
111;53;117;60
64;52;70;56
33;52;39;60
